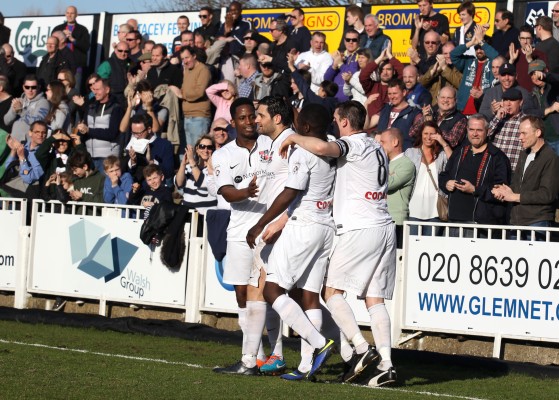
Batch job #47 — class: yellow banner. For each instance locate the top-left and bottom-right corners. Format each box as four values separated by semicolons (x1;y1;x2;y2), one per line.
242;7;346;55
371;3;497;63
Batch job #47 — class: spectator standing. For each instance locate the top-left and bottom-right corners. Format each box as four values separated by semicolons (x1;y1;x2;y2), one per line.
52;6;91;89
2;121;47;198
479;63;541;122
0;75;13;133
0;44;26;98
4;75;49;142
97;41;131;109
288;8;311;53
339;5;366;53
530;62;559;154
419;41;462;104
172;16;190;53
294;32;333;94
492;115;559;238
195;7;220;42
410;86;467;149
324;29;360;102
51;31;77;74
487;87;525;171
259;19;295;74
411;0;450;57
36;36;70;89
379;127;415;248
440;114;511;234
451;25;498;114
237;53;260;100
175;135;218;214
452;1;477;57
552;4;559;42
77;78;124;172
180;46;212;145
0;13;10;46
371;80;421;150
404;121;450;235
147;44;183;90
44;80;70;133
126;30;143;63
508;26;547;92
402;65;432;108
359;46;404;118
217;2;251;59
362;14;391;59
491;10;520;58
535;16;559;74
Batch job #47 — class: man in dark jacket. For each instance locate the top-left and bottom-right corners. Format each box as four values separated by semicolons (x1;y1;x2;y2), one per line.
0;44;27;98
440;114;511;235
492;115;559;239
52;6;91;88
96;41;131;109
36;36;70;88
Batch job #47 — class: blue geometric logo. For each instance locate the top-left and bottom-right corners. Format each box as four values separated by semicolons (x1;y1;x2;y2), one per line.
215;257;234;291
69;220;138;282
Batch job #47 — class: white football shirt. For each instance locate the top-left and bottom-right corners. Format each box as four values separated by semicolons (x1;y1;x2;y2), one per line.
258;128;295;209
286;146;336;226
332;132;393;233
212;135;271;240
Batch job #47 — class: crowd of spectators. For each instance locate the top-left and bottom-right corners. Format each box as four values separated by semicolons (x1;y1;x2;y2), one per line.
1;1;559;239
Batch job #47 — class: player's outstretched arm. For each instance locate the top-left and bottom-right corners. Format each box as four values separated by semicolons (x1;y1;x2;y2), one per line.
279;134;341;158
246;188;299;248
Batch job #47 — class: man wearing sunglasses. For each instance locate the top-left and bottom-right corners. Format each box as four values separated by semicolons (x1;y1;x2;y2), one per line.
287;8;311;53
97;41;131;109
4;75;49;143
324;29;361;102
194;7;219;42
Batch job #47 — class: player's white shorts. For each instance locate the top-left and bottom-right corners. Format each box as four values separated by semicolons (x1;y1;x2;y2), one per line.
326;223;396;299
223;241;254;285
247;240;273;288
266;217;334;293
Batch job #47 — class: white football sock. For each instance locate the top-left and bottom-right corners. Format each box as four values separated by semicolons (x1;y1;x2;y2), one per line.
242;301;267;367
266;304;283;357
298;308;323;373
238;307;247;355
339;331;354;363
272;294;326;349
326;293;368;354
368;303;392;370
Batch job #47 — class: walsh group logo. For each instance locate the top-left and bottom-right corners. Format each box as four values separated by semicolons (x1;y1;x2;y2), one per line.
69;220;138;282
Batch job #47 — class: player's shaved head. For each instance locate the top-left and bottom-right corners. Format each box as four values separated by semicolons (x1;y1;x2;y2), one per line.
297;103;329;141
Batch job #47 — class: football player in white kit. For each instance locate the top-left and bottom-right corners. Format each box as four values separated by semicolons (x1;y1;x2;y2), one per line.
239;96;296;375
280;101;398;387
247;103;338;380
212;98;270;375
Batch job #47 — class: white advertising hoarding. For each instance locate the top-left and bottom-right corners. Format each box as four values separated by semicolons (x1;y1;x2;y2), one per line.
404;235;559;341
0;208;22;290
29;213;188;306
5;15;96;67
109;12;206;56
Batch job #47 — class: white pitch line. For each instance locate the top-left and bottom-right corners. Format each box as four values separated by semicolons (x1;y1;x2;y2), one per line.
0;338;488;400
0;339;204;368
357;384;488;400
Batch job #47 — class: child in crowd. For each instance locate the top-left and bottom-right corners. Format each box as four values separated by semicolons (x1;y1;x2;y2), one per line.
44;171;73;203
103;155;133;204
67;149;105;203
128;164;173;219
